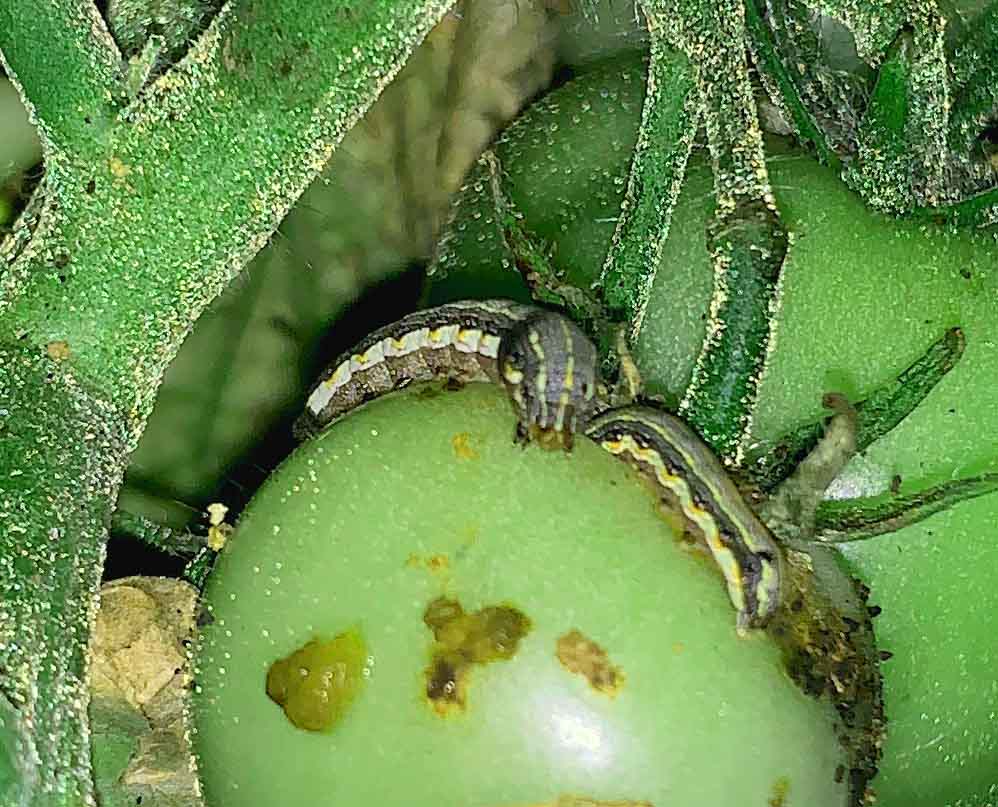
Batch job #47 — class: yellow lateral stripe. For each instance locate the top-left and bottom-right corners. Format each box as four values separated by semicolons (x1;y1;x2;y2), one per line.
351;341;385;370
560;318;575;390
480;333;501;358
610;412;777;557
554;319;575;432
427;323;459;346
528;328;548;424
601;435;748;617
454;328;484;353
504;365;524;384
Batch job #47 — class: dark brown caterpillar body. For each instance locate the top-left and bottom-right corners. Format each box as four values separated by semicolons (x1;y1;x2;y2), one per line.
296;299;602;449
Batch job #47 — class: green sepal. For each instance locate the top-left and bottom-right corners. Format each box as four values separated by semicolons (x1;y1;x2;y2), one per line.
743;0;840;167
815;472;998;542
745;327;966;490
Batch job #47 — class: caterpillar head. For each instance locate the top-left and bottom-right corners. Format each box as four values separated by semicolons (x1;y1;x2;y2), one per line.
498;311;601;450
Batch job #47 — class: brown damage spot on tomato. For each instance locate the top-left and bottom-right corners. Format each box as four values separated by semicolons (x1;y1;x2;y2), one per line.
555;629;625;697
422;596;531;715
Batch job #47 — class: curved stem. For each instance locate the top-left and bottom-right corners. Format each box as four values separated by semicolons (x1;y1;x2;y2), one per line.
815;472;998;541
484;150;605;340
642;0;788;464
596;27;698;336
745;327;965;490
744;0;841;167
760;394;857;541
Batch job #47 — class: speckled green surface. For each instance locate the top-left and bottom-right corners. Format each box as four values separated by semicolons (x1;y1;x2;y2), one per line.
1;4;457;802
194;384;849;807
426;53;998;806
0;693;34;807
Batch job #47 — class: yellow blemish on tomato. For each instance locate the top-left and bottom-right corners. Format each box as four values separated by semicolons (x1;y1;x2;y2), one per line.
426;554;449;572
265;629;367;732
768;775;791;807
451;431;480;460
405;553;451;574
46;340;71;361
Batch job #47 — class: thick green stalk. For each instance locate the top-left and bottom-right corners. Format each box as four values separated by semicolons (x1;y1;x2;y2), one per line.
645;0;788;463
1;0;452;416
0;344;128;807
596;29;698;335
848;27;917;211
0;1;453;803
0;3;124;159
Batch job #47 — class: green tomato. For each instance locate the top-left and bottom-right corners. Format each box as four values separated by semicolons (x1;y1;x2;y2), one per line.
193;384;853;807
0;195;13;228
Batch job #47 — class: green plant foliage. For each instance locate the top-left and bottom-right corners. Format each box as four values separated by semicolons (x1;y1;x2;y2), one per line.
0;1;455;803
3;1;998;805
121;0;558;517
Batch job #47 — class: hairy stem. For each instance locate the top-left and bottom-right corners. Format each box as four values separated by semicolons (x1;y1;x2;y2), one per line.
648;0;788;463
947;1;998;153
816;0;950;208
0;344;128;807
0;1;123;160
484;149;605;339
743;0;840;167
848;27;917;212
109;511;206;558
0;1;454;802
596;26;698;337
